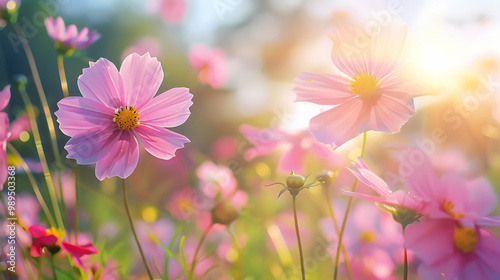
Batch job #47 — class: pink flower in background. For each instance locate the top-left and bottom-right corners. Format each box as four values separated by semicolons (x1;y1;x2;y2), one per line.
342;157;423;211
0;85;11;188
56;53;193;180
320;202;404;279
160;0;187;24
405;218;500;280
196;161;236;199
240;125;343;174
121;37;160;61
134;219;174;275
45;17;100;51
293;22;418;149
398;149;500;226
189;45;228;88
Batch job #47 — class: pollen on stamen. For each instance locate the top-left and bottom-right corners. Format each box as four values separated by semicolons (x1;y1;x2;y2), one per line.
350;73;380;98
113;106;140;130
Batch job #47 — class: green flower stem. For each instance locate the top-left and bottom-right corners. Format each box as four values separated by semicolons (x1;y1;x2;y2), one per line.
18;86;65;231
189;223;214;280
57;55;69;98
121;179;154;280
50;254;58;280
324;185;353;280
333;132;367;280
7;143;56;227
292;195;305;280
402;225;408;280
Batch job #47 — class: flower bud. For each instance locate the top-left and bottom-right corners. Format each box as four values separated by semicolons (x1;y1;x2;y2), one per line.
286;173;305;189
212;201;238;225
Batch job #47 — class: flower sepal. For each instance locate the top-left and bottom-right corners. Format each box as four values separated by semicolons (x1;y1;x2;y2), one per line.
377;203;423;229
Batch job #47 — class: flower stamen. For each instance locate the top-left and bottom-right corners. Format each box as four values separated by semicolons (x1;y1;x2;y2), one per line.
113;106;140;130
454;226;478;253
350;74;379;98
442;200;465;219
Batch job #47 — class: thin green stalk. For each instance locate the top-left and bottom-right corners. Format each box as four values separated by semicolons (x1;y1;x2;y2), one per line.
57;55;69;98
189;223;213;280
7;143;56;227
292;195;305;280
50;254;58;280
324;186;352;280
18;86;65;230
402;226;408;280
333;132;368;280
12;21;68;229
121;179;154;280
74;168;79;244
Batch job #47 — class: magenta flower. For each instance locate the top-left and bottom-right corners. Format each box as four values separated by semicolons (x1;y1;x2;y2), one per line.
240;125;343;174
60;242;98;272
293;22;418;148
55;53;193;180
405;218;500;280
0;85;11;188
189;45;228;89
45;17;100;53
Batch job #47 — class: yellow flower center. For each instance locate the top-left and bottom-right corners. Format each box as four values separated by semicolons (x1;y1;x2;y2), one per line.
359;231;376;243
46;227;65;245
453;226;478;253
442;200;465;219
113;106;140;130
350;74;379;98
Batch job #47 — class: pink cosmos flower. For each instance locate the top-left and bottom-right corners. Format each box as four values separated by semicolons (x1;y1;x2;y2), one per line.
405;218;500;280
45;17;100;51
189;45;228;88
0;85;10;188
196;161;236;199
293;22;419;149
240;125;343;174
397;148;500;227
342;157;423;211
160;0;187;24
55;53;193;180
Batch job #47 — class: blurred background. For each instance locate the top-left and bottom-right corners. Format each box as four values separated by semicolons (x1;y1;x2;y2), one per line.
1;0;500;279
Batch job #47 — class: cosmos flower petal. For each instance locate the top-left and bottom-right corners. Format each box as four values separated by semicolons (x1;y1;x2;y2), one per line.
278;145;305;174
54;17;66;39
139;87;193;127
0;85;11;111
55;97;114;137
349;157;392;197
309;97;364;148
64;127;116;165
477;216;500;227
405;219;456;266
364;92;415;134
63;24;78;42
293;72;353;105
60;242;98;272
240;124;281;160
399;148;440;200
95;131;139;181
369;21;407;79
474;232;500;276
134;125;190;160
341;190;393;205
77;58;124;108
120;53;163;108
